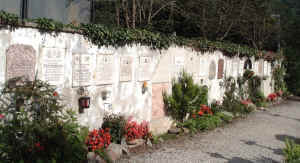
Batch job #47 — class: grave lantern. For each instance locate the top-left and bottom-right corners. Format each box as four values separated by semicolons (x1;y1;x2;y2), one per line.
79;96;90;109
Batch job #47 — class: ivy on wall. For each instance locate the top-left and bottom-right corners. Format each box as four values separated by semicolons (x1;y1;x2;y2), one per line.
0;11;279;59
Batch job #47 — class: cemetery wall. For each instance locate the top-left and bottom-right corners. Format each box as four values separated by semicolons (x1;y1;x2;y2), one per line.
0;27;274;134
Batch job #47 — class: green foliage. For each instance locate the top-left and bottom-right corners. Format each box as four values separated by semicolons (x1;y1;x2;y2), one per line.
247;76;265;105
163;71;208;122
0;77;88;163
0;10;18;27
34;18;64;33
272;65;288;93
215;112;233;123
284;139;300;163
178;115;222;133
0;10;279;58
94;149;112;163
101;114;126;144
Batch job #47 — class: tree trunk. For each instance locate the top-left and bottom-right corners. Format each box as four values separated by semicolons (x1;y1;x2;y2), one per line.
115;1;120;27
132;0;136;28
122;0;130;28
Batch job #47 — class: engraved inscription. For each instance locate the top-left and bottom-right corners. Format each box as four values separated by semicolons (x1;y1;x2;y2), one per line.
138;56;152;81
72;54;92;87
42;48;65;85
120;57;133;82
95;54;114;85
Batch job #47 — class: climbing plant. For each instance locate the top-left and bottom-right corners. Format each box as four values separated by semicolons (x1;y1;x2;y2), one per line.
0;11;279;58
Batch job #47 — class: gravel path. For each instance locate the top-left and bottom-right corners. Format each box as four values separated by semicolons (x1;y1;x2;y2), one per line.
118;100;300;163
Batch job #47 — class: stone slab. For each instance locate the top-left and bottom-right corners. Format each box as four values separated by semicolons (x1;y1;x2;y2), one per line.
152;83;169;119
208;61;216;80
186;54;199;78
41;48;65;85
138;56;152;81
120;56;133;82
217;59;224;79
152;54;171;83
6;44;36;81
72;53;92;87
95;54;114;85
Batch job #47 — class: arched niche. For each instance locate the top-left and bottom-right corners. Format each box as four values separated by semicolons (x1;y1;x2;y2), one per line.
244;58;252;70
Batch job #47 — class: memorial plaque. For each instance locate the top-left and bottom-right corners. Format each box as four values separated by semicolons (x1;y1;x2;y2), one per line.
258;60;264;75
239;60;244;76
231;59;238;77
42;48;65;85
208;61;216;80
72;54;92;87
174;56;185;78
152;54;171;83
186;55;199;77
120;57;133;82
138;56;152;81
6;44;36;80
225;60;231;77
95;54;114;85
199;58;206;77
217;59;224;79
264;61;268;76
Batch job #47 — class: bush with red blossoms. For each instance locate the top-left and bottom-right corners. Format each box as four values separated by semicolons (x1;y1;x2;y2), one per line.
85;129;111;151
241;99;252;106
267;93;277;102
196;105;213;117
277;90;283;97
124;118;149;141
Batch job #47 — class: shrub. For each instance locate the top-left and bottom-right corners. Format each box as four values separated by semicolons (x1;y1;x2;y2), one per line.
102;114;126;144
215;112;233;123
284;139;300;163
124;118;150;141
0;77;88;163
85;129;111;151
179;115;222;133
163;71;208;122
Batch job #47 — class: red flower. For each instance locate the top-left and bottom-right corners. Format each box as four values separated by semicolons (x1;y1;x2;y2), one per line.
53;91;59;97
198;111;204;116
0;114;4;119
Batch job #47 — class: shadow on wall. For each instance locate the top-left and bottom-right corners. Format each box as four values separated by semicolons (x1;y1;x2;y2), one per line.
207;152;279;163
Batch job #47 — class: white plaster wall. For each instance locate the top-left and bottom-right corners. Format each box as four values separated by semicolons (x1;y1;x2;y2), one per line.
0;27;275;130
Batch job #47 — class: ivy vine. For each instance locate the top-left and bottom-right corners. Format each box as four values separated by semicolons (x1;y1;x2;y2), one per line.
0;11;278;59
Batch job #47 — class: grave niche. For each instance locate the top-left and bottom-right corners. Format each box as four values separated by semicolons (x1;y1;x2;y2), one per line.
209;61;216;80
244;59;253;70
6;44;36;81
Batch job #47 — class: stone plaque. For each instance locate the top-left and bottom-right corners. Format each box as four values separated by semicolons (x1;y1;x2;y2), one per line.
264;61;268;76
95;54;114;85
41;48;65;85
258;60;263;75
232;59;238;77
152;83;169;119
217;59;224;79
199;58;206;77
174;56;185;78
138;56;152;81
152;54;171;83
239;60;244;76
120;57;133;82
72;54;92;87
186;55;199;77
225;60;231;77
6;44;36;80
208;61;216;80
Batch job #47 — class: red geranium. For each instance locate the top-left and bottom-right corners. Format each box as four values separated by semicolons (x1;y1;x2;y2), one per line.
267;93;277;101
85;129;111;151
125;119;149;141
194;105;213;118
53;91;58;97
0;114;4;119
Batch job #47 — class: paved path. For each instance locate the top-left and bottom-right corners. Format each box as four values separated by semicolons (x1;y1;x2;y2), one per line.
118;100;300;163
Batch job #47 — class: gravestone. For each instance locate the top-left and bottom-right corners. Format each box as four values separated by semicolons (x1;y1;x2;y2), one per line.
217;59;224;79
258;60;263;75
41;48;65;85
6;44;36;81
138;56;152;81
208;61;216;80
120;57;133;82
95;54;114;85
174;56;184;78
72;54;92;87
199;58;206;77
186;55;199;78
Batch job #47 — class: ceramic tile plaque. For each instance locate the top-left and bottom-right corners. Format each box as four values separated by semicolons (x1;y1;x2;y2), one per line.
72;54;92;87
95;54;114;85
120;57;133;82
138;56;152;81
6;44;36;81
41;48;65;85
